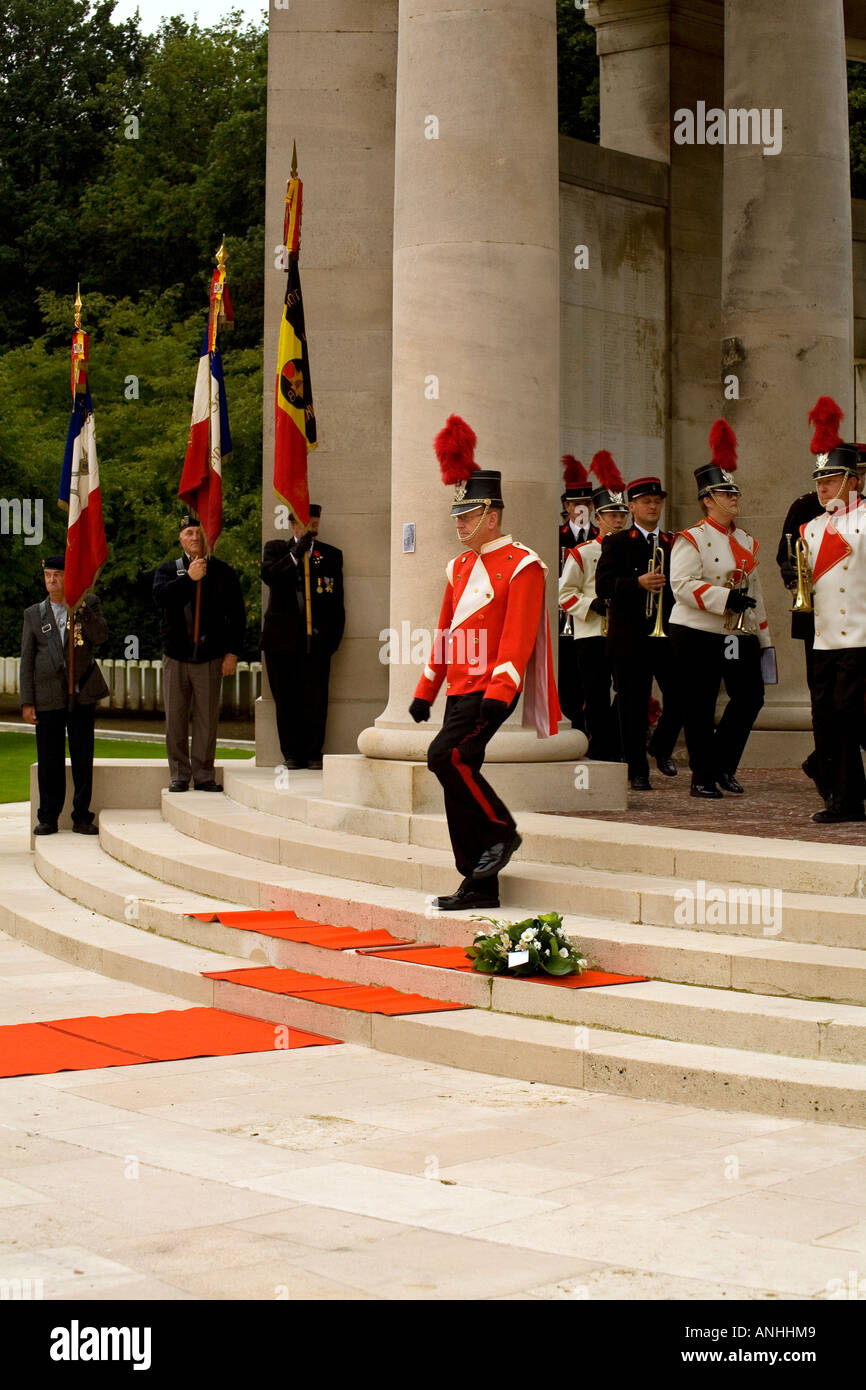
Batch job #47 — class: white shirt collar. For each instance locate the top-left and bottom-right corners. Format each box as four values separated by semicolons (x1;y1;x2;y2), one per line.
479;534;512;555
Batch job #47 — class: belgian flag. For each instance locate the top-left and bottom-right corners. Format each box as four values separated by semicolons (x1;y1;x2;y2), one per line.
274;165;316;526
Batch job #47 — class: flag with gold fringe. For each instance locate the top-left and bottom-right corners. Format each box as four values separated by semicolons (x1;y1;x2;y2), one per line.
274;145;316;526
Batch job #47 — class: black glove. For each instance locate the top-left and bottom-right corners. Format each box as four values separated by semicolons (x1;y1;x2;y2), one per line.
779;561;797;590
589;597;608;616
480;697;509;729
725;590;757;613
409;698;431;723
294;529;314;557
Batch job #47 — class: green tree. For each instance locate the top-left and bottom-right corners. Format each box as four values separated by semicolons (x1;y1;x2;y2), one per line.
849;62;866;200
79;15;267;348
557;1;600;144
0;291;262;660
0;0;148;348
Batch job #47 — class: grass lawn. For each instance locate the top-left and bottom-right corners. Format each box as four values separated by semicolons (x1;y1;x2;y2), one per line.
0;731;254;804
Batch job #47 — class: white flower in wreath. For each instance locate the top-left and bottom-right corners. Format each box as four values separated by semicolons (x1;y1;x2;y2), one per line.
560;948;569;957
577;957;588;969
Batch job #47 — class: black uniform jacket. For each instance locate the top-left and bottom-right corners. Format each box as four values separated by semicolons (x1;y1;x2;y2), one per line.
595;526;675;661
559;520;598;574
153;554;246;663
20;594;109;711
776;491;823;642
261;536;345;656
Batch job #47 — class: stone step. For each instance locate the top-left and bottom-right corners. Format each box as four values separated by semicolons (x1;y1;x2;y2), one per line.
96;810;866;1005
209;973;866;1129
33;832;866;1065
172;776;866;949
10;826;866;1127
0;872;250;1006
223;763;866;898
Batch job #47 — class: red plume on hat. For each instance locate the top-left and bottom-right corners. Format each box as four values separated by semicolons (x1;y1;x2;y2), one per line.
434;415;478;485
562;454;589;489
590;450;625;492
708;419;737;472
807;396;844;454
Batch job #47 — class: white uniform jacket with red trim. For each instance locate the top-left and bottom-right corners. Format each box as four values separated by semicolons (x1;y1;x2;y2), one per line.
414;535;561;736
801;498;866;651
669;517;771;647
558;539;604;639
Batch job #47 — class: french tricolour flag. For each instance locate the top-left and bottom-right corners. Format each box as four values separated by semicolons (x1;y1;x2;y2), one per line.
178;342;230;549
60;371;108;610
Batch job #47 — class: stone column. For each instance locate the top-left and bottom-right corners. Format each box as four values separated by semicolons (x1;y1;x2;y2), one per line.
720;0;853;751
585;0;725;534
256;1;397;765
359;0;582;767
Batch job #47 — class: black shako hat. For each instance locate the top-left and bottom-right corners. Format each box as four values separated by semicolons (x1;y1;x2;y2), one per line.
627;476;667;501
309;504;322;518
590;451;629;513
43;554;65;570
695;419;740;498
561;456;592;505
449;469;504;517
808;397;860;480
434;415;505;516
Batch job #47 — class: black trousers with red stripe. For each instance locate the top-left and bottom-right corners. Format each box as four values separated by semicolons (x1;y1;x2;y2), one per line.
427;693;518;879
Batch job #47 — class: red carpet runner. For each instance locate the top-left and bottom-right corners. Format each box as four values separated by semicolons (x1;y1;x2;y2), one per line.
203;966;467;1015
0;1008;339;1079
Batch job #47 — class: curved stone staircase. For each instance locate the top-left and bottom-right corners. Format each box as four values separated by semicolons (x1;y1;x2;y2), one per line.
5;762;866;1127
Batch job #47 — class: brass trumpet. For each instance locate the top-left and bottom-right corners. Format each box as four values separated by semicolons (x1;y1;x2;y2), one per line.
791;536;813;615
723;568;751;632
646;543;667;638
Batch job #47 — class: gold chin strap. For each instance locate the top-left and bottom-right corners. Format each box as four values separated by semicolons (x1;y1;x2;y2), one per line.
458;501;492;542
820;473;853;509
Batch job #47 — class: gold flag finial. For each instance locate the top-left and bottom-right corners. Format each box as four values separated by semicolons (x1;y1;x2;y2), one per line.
291;139;298;179
215;238;227;269
74;284;82;330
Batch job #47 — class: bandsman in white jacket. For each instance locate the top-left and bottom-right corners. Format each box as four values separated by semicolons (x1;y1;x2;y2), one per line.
799;435;866;823
559;458;629;761
669;420;771;799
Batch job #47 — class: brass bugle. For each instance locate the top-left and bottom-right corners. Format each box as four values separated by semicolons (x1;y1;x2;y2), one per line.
723;569;751;632
792;536;813;614
646;543;667;637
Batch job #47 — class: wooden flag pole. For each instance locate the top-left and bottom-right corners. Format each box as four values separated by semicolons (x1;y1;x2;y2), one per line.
67;287;83;700
303;549;313;654
67;609;76;698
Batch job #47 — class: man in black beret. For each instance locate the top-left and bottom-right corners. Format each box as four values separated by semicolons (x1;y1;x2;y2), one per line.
20;554;109;834
153;516;245;791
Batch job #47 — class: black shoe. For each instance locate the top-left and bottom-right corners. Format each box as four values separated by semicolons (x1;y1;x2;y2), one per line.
812;806;865;824
307;757;323;770
280;759;307;771
717;773;744;794
472;832;522;880
654;756;677;777
691;780;722;799
193;780;223;792
434;885;501;912
72;822;99;835
33;822;58;836
630;776;652;791
169;780;189;793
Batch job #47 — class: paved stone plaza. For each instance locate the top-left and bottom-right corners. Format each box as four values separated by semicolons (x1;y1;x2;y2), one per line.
1;803;864;1303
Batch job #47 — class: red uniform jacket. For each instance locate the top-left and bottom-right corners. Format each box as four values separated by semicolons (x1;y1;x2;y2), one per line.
414;535;561;735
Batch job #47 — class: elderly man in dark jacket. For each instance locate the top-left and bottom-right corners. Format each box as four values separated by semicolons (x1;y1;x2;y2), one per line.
261;505;345;770
153;516;245;792
20;554;109;835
